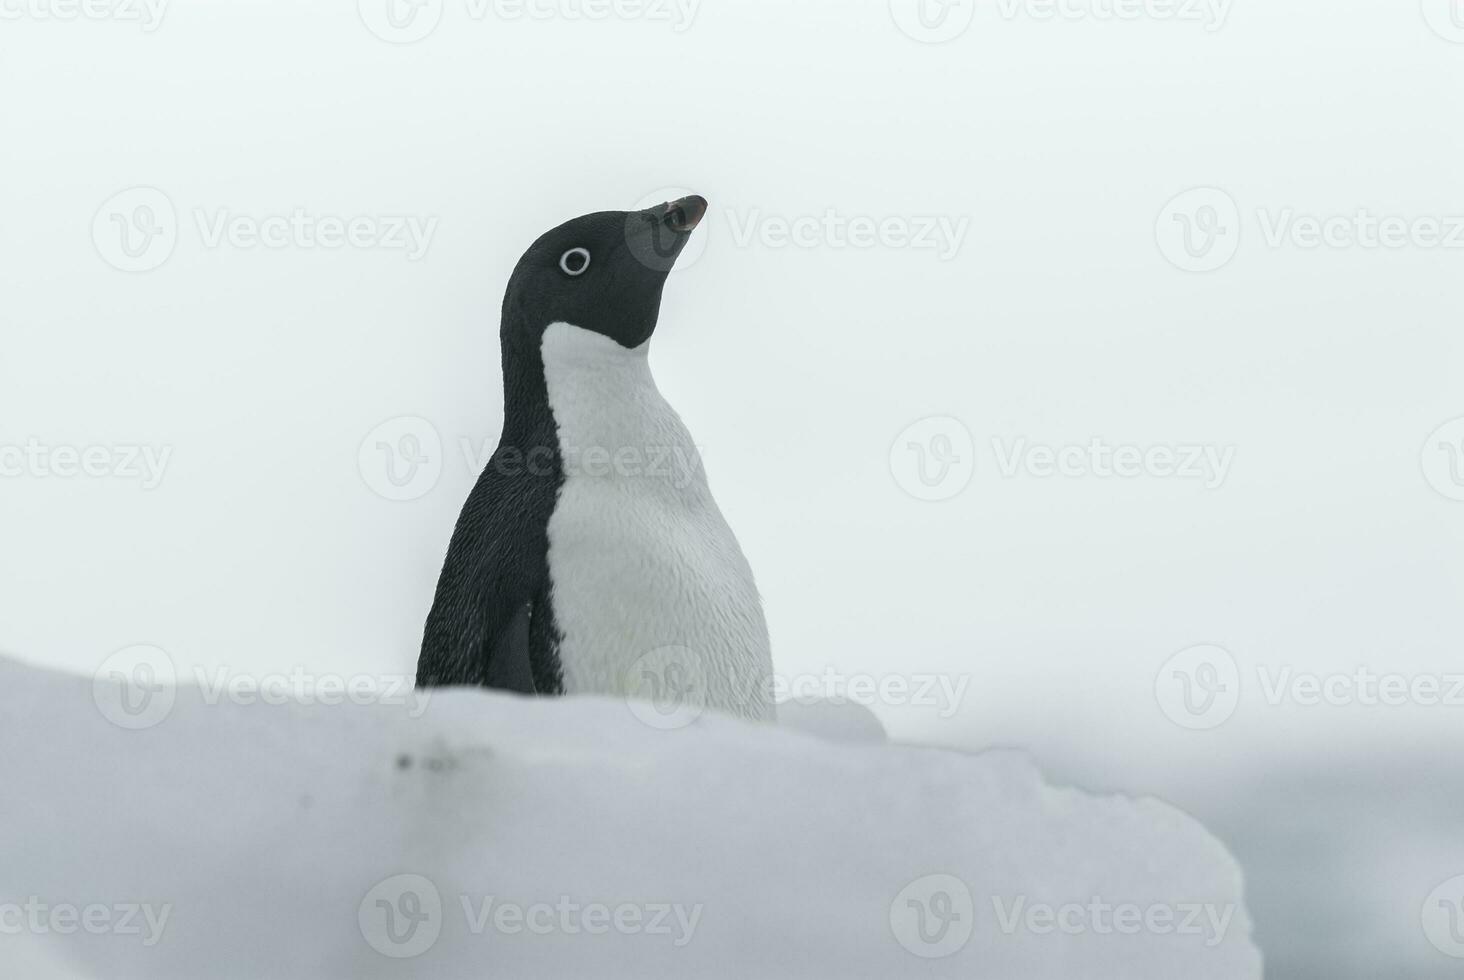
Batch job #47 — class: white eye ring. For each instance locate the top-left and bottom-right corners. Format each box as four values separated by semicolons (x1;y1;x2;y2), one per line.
560;247;591;276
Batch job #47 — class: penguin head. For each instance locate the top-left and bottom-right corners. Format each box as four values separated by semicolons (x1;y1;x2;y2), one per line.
502;195;708;352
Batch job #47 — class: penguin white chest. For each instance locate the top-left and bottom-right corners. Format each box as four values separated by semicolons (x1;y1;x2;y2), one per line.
540;323;773;722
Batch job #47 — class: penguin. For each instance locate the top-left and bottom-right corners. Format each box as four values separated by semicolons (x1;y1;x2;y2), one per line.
417;196;774;723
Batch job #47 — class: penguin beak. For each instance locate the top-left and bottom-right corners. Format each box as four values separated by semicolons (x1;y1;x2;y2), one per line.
623;195;708;273
663;195;708;233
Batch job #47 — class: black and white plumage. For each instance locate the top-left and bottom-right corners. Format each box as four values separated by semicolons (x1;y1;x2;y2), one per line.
417;197;773;722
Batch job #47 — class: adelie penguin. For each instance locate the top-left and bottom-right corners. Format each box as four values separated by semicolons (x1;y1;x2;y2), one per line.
417;196;774;723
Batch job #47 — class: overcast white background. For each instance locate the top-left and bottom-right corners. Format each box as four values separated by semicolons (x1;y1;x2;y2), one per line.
3;1;1463;976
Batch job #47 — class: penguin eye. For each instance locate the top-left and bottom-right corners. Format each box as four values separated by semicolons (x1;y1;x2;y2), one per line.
559;247;591;277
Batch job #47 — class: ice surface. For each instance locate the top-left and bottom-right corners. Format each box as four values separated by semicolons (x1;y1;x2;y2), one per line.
0;657;1260;978
774;698;889;743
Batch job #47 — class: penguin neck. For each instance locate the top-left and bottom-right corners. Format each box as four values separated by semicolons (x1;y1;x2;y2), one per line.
537;321;688;462
540;320;655;384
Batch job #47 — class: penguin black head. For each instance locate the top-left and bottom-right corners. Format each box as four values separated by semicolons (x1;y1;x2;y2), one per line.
501;195;708;352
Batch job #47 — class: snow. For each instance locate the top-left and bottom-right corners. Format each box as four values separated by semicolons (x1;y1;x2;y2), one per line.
0;656;1260;978
775;699;889;743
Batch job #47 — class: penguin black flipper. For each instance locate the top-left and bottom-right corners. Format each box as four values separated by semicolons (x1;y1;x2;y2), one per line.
415;449;564;694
